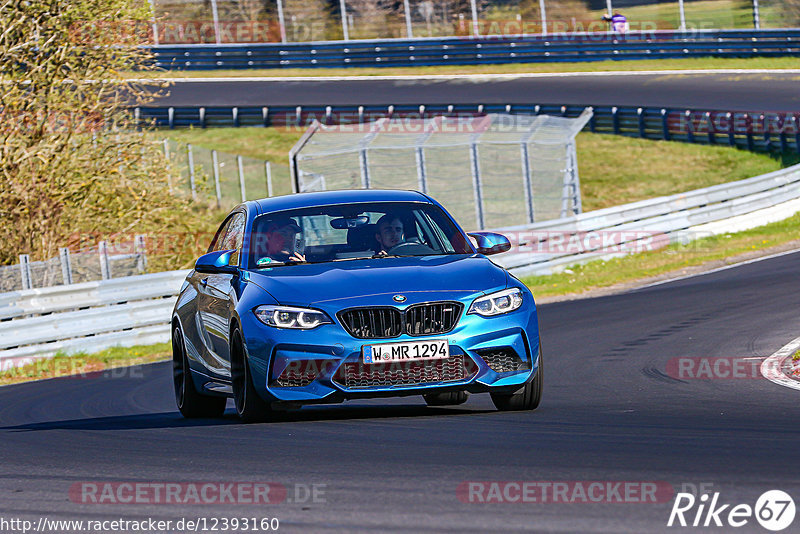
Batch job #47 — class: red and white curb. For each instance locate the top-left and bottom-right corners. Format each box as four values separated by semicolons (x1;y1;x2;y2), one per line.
760;336;800;392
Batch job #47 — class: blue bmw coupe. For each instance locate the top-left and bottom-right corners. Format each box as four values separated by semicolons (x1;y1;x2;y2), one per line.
172;189;541;422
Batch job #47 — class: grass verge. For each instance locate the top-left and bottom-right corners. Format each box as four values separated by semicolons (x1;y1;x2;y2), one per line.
0;344;171;386
137;57;800;79
521;211;800;299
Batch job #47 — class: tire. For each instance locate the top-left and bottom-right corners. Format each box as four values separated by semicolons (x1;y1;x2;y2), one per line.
172;326;227;418
490;342;543;412
424;391;469;406
230;327;272;423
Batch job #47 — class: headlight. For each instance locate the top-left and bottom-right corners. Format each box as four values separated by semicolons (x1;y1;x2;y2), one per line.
254;305;332;329
468;288;523;317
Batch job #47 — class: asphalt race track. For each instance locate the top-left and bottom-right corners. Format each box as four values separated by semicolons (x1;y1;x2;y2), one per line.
2;250;799;533
151;72;800;112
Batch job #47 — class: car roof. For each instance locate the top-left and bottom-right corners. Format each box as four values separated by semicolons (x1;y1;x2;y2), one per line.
251;189;430;215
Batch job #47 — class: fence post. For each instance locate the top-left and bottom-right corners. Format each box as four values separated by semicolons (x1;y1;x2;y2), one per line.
779;116;788;153
678;0;686;32
59;248;73;285
265;161;274;197
262;106;270;127
745;113;754;151
761;114;771;151
134;235;147;273
469;0;479;38
232;107;239;127
19;254;32;290
339;0;350;41
611;107;620;135
276;0;287;42
706;112;715;145
402;0;413;38
237;155;247;202
752;0;760;29
187;144;197;200
728;112;736;146
163;139;173;193
210;0;221;44
359;149;370;188
469;143;485;230
661;109;670;140
637;107;645;138
520;143;534;224
199;107;206;128
415;146;428;194
685;110;695;144
212;150;222;207
98;241;111;280
539;0;547;36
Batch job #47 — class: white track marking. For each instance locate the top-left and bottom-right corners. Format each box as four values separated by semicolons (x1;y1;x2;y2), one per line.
138;69;800;84
761;336;800;392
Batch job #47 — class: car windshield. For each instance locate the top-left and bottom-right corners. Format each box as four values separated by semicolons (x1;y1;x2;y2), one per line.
249;201;473;267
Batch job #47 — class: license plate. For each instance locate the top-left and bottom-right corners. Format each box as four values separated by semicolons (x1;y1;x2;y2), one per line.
363;339;449;364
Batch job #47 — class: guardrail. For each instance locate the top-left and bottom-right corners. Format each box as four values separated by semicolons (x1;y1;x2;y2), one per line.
137;103;800;154
0;270;189;363
494;163;800;276
150;29;800;69
3;163;800;363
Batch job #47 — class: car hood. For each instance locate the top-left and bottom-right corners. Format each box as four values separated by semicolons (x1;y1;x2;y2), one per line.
246;255;507;307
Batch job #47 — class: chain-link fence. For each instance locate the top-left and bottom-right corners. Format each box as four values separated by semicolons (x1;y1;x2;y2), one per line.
291;110;592;230
161;139;294;210
0;238;148;293
149;0;788;45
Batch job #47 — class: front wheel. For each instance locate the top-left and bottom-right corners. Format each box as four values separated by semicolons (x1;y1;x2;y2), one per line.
231;328;272;423
173;326;226;418
490;342;543;412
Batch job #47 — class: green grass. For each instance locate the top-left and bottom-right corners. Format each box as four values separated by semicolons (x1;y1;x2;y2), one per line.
140;57;800;79
593;0;766;30
0;344;171;386
575;133;783;211
522;211;800;298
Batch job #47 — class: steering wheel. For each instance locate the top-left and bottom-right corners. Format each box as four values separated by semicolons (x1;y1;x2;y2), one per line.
386;241;434;255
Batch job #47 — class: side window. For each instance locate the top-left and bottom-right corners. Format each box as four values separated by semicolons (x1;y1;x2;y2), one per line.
208;217;233;253
220;213;246;266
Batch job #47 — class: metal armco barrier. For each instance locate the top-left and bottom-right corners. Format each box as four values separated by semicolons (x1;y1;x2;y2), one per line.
0;270;189;362
137;103;800;154
3;163;800;361
150;29;800;70
494;163;800;276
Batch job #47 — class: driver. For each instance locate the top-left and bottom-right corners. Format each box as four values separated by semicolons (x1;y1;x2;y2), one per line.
257;217;306;265
374;214;404;253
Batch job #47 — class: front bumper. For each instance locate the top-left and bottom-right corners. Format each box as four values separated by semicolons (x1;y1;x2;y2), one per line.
241;300;540;405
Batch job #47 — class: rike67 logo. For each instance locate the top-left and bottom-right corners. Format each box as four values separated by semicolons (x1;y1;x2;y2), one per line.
668;489;795;531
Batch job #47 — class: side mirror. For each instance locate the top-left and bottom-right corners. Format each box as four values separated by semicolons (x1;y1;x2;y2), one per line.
468;232;512;256
195;249;238;274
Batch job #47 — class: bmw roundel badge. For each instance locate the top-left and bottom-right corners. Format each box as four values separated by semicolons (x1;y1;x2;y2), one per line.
393;294;407;303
